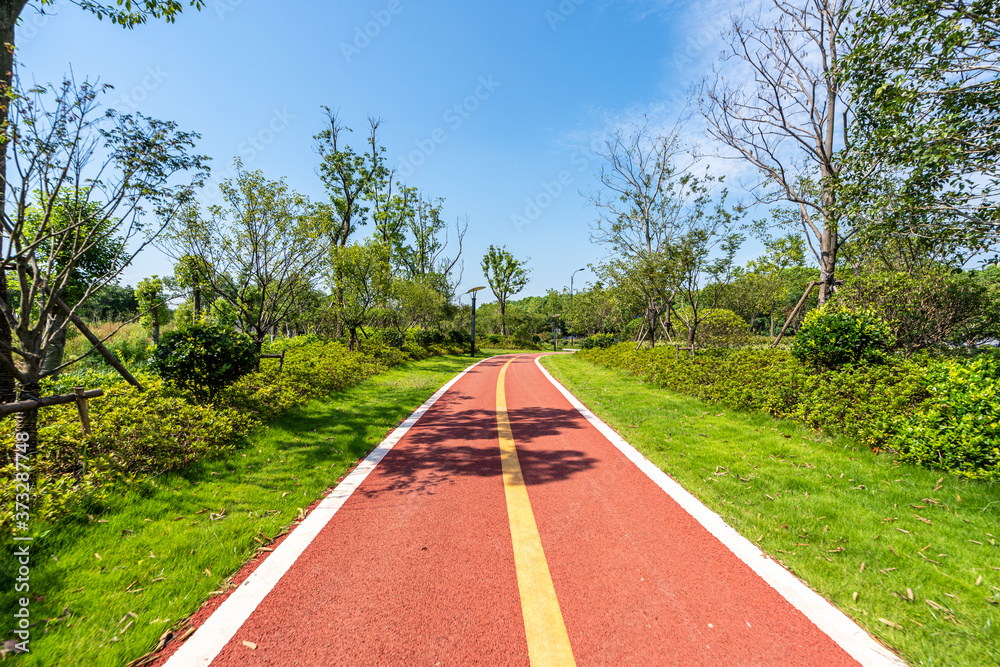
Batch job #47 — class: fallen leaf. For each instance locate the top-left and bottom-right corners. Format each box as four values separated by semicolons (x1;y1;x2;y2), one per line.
242;641;257;650
878;618;903;630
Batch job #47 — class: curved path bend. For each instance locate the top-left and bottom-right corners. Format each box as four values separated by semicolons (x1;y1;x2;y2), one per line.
160;354;905;667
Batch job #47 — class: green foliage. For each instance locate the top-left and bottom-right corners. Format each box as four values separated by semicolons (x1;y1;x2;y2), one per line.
834;271;990;354
694;308;751;348
581;342;1000;479
152;323;256;397
135;275;170;332
0;375;251;526
791;305;894;369
76;284;138;322
890;355;1000;479
580;333;616;350
370;328;405;349
411;328;445;347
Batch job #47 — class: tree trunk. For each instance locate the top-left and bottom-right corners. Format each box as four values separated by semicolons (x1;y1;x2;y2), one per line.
253;336;263;371
500;302;507;336
40;312;69;378
151;318;160;346
0;2;19;405
193;283;202;321
817;216;839;305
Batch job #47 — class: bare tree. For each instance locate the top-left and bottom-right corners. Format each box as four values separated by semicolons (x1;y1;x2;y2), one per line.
588;121;729;342
699;0;865;303
0;78;207;453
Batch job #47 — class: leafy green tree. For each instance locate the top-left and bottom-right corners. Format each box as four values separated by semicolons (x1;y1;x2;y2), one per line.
75;284;138;322
845;0;1000;252
168;160;327;359
135;276;170;345
16;190;125;377
173;254;211;323
314;111;388;335
481;245;530;336
330;240;392;350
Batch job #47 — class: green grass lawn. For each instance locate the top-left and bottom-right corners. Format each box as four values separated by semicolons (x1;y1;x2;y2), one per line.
0;354;477;666
541;353;1000;667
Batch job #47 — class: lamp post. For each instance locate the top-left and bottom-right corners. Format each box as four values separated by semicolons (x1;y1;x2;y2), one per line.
552;313;560;352
570;267;585;345
467;286;486;357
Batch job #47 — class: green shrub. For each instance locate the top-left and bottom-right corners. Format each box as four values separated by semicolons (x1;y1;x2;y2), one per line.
890;356;1000;479
791;305;894;369
412;328;446;347
152;323;257;398
371;328;405;349
580;333;616;350
696;309;752;349
0;375;253;527
448;329;470;345
485;333;502;345
581;343;931;458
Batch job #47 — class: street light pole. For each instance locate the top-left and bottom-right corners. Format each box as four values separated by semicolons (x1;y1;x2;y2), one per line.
570;267;585;345
466;286;486;357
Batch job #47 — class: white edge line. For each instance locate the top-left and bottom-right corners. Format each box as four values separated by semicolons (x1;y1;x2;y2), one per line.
165;356;494;666
533;356;908;667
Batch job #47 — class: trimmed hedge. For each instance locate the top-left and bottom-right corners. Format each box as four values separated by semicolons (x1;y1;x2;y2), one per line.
582;343;999;479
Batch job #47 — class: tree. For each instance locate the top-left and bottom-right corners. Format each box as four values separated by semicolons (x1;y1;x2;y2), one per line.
588;121;731;342
0;0;205;404
169;160;327;360
173;254;211;323
75;283;138;322
670;228;745;350
314;110;388;335
0;78;206;453
481;245;530;336
747;233;807;335
16;190;125;377
135;276;169;344
845;0;1000;253
330;239;391;350
699;0;862;304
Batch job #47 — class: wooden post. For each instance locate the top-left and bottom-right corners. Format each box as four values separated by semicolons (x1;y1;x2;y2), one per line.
278;350;286;373
0;388;103;417
772;281;817;348
73;386;91;436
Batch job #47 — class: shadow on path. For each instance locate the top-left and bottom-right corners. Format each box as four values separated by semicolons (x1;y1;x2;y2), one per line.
359;406;596;497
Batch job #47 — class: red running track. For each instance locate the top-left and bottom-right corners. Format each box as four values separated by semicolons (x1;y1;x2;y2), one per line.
159;354;901;666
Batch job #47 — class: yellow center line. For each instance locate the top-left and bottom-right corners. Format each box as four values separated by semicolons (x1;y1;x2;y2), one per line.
496;358;576;667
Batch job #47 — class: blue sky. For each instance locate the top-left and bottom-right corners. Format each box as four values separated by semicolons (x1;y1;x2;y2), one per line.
16;0;749;305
